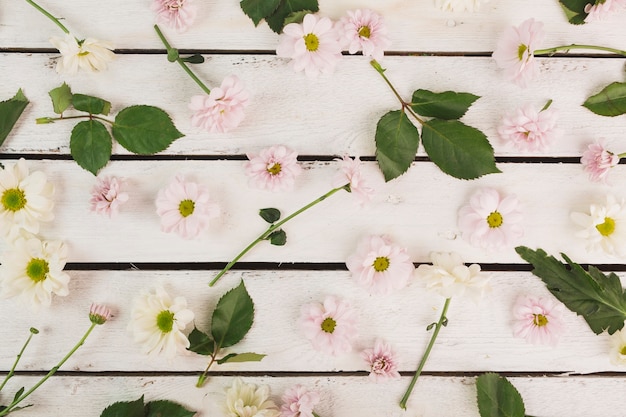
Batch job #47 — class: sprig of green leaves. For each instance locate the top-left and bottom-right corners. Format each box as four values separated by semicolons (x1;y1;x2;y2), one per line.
239;0;319;33
0;89;29;147
100;396;195;417
476;373;526;417
558;0;591;24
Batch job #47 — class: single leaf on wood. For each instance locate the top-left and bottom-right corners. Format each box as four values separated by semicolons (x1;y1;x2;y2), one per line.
49;83;73;114
265;0;319;33
211;280;254;348
583;82;626;116
181;54;205;64
240;0;280;26
100;396;145;417
216;352;266;364
558;0;589;24
375;110;420;182
268;229;287;246
145;400;195;417
411;89;479;120
259;208;281;223
515;246;626;335
70;120;113;175
421;119;500;180
476;373;525;417
112;105;184;154
72;94;111;115
0;89;29;146
187;327;215;356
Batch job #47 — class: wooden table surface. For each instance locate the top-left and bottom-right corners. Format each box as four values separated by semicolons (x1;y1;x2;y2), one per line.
2;1;626;416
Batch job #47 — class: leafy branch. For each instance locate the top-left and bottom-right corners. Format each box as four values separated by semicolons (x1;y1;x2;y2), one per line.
99;396;195;417
239;0;319;33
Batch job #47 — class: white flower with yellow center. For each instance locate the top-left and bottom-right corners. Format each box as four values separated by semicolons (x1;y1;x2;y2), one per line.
225;378;280;417
49;34;115;75
571;195;626;256
609;329;626;366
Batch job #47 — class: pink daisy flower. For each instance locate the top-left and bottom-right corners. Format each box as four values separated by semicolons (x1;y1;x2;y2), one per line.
497;103;562;152
338;9;391;61
512;295;566;346
585;0;626;22
458;188;523;250
89;303;112;325
300;295;358;356
581;140;620;183
280;385;320;417
155;175;220;239
332;155;374;205
492;19;545;87
244;145;302;192
346;235;414;295
276;13;343;78
189;75;250;133
361;339;401;382
152;0;198;32
89;176;129;218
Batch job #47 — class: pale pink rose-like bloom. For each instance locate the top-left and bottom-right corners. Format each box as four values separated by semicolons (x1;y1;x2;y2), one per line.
497;103;562;152
280;385;320;417
584;0;626;22
189;75;250;134
361;339;401;382
338;9;391;61
332;155;374;205
276;13;343;78
300;295;358;356
152;0;198;32
244;145;302;192
581;140;620;183
458;188;523;250
346;235;414;295
492;19;545;87
512;295;566;346
89;176;129;218
155;175;219;239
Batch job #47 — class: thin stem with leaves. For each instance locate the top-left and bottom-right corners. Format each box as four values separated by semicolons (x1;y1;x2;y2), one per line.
196;348;218;388
24;0;70;34
0;328;39;393
36;114;114;125
534;44;626;57
370;59;425;124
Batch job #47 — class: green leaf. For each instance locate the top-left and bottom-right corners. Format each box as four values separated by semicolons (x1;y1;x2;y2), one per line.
72;94;111;116
283;10;312;26
374;110;420;182
12;387;25;403
240;0;280;26
265;0;319;33
516;246;626;335
558;0;589;24
70;120;113;175
146;400;195;417
583;82;626;117
216;352;266;365
259;208;281;223
100;396;145;417
181;54;205;64
211;281;255;349
112;105;184;155
411;89;479;120
187;327;215;356
421;119;500;180
268;229;287;246
49;83;73;114
0;89;29;147
476;373;525;417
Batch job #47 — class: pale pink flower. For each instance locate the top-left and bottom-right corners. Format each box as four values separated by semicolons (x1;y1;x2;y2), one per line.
89;303;112;325
581;140;620;183
152;0;198;32
492;19;545;87
276;13;343;78
332;155;374;204
155;175;219;239
280;385;320;417
338;9;391;61
458;188;523;250
497;103;561;152
189;75;250;133
300;295;357;356
361;339;400;382
346;235;414;295
89;176;129;218
512;295;566;346
244;145;302;192
584;0;626;22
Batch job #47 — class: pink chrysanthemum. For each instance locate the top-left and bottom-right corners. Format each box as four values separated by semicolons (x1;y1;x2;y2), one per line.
338;9;391;61
581;140;620;184
155;175;219;239
89;176;129;218
332;155;374;205
361;339;400;382
584;0;626;22
346;235;414;295
300;295;358;356
280;385;320;417
497;103;561;152
492;19;545;87
458;188;523;250
276;13;343;78
189;75;250;133
152;0;198;32
512;295;566;346
244;145;302;192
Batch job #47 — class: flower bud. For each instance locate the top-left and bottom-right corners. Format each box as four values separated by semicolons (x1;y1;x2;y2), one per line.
89;303;112;325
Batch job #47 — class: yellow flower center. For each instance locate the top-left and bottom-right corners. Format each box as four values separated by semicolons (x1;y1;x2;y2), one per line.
517;44;528;61
78;51;90;56
266;162;282;175
358;26;371;38
533;314;548;327
620;345;626;356
26;258;50;283
596;217;616;237
178;199;195;217
486;211;503;228
2;188;27;212
321;317;336;333
304;33;320;52
156;310;175;333
372;256;390;272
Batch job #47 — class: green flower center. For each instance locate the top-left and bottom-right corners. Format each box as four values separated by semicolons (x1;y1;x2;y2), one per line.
266;162;282;175
2;188;27;212
486;211;503;228
78;51;90;56
178;199;195;217
321;317;336;333
517;44;528;61
533;314;548;327
372;256;390;272
358;26;371;38
26;258;50;283
304;33;320;52
156;310;175;333
620;345;626;355
596;217;616;237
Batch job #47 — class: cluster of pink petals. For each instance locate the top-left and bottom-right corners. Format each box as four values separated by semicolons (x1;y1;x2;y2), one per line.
300;295;358;356
280;385;320;417
89;303;112;325
244;145;302;192
512;295;566;346
497;103;562;152
581;140;620;183
89;176;129;218
584;0;626;22
189;75;250;133
332;155;374;205
338;9;391;61
152;0;197;32
361;339;401;382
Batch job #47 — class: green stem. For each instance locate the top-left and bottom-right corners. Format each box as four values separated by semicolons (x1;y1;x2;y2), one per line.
0;324;97;417
312;412;321;417
0;328;39;393
24;0;70;34
196;340;219;388
37;114;114;125
209;185;347;286
534;44;626;57
617;152;626;159
399;298;451;410
153;25;211;95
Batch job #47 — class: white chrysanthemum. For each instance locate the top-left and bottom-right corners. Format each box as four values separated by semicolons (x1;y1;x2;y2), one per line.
225;378;280;417
0;158;54;242
128;286;195;359
435;0;489;12
49;34;115;75
0;237;70;309
610;329;626;365
571;195;626;256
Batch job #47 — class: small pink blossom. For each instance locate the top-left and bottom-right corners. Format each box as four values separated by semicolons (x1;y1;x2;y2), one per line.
361;339;400;382
584;0;626;22
189;75;250;133
581;140;620;183
152;0;198;32
89;303;112;325
332;155;374;204
338;9;391;61
300;295;358;356
492;19;545;87
346;235;414;295
155;175;219;239
244;145;302;192
458;188;523;250
89;176;129;218
276;13;343;78
512;295;566;346
497;103;561;152
280;385;320;417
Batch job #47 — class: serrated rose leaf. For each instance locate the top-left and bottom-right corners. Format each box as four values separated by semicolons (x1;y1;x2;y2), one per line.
265;0;319;33
211;281;254;349
583;82;626;116
70;120;113;175
268;229;286;246
48;83;73;114
146;400;195;417
72;94;111;116
217;352;266;365
259;208;281;223
375;110;420;182
421;119;500;180
411;89;479;120
0;89;29;146
100;396;145;417
558;0;589;24
476;373;525;417
187;327;215;356
112;105;184;154
240;0;280;26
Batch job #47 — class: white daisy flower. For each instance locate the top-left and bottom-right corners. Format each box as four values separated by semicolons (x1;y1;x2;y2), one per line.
571;195;626;256
49;34;115;75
